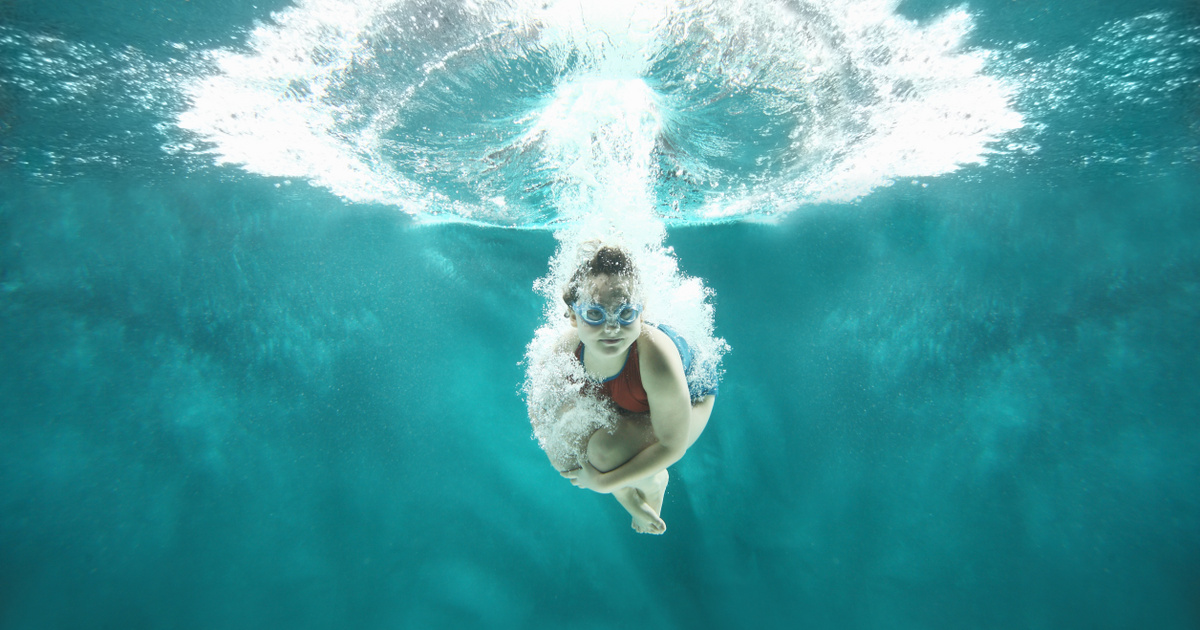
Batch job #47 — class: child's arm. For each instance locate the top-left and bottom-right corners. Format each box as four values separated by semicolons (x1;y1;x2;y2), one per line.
569;437;685;493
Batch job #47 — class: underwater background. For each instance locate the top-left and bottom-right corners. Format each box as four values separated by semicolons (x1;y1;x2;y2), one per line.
2;0;1199;628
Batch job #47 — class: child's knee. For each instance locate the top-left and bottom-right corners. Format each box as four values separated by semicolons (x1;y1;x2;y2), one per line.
585;416;655;472
585;430;622;472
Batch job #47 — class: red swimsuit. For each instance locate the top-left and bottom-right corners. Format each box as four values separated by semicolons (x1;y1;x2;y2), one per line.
575;342;650;413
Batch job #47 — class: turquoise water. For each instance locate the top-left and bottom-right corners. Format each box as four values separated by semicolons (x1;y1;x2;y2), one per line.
2;0;1199;628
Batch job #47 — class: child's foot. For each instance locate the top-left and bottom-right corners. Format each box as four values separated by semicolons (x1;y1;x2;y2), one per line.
614;487;666;535
632;470;669;534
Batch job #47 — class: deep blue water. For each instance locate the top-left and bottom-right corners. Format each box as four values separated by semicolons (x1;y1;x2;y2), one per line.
2;0;1199;629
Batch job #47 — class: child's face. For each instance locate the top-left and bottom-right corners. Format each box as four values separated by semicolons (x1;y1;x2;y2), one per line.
570;273;642;359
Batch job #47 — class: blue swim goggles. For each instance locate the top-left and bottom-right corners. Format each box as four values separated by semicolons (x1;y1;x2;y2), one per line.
573;302;643;327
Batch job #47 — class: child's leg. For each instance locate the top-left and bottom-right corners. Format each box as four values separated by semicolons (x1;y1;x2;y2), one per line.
627;470;669;534
586;395;716;471
585;413;656;474
613;480;666;534
583;414;663;533
685;395;715;447
585;396;715;534
629;397;711;533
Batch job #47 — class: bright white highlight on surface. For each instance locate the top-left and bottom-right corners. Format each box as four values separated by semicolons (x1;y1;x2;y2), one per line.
176;0;432;210
799;6;1023;202
174;0;1027;225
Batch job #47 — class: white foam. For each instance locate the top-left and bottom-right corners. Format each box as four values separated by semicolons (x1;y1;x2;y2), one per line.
176;0;437;209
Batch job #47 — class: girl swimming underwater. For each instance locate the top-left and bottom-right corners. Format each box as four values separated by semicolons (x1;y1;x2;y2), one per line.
538;245;718;534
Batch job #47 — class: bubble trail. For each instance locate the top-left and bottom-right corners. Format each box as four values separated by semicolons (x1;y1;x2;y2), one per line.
519;4;728;468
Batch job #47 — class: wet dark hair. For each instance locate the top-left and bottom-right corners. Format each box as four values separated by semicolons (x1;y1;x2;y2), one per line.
561;246;638;310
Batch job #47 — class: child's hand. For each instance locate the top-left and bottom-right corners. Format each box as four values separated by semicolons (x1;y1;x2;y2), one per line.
560;462;610;494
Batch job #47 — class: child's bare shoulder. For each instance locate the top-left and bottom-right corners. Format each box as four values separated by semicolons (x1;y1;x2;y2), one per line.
637;325;680;372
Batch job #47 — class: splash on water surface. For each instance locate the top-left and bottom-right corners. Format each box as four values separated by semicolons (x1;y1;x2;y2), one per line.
174;0;1027;226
